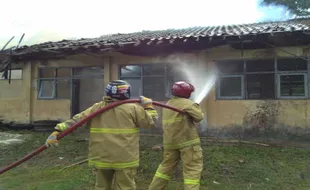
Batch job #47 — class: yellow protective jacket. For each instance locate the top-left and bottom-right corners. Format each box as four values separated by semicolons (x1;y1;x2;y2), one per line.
162;96;204;150
54;96;157;169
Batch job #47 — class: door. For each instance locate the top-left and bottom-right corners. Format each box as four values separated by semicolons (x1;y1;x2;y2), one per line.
71;67;104;116
71;79;80;116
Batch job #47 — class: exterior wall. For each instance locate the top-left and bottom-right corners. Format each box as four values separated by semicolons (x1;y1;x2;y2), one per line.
202;46;310;137
0;54;108;124
0;63;31;123
30;61;71;121
108;45;310;137
109;51;212;132
31;54;106;122
1;45;310;138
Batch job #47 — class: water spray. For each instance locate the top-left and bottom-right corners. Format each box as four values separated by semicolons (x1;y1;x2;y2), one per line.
193;74;217;104
170;58;218;132
172;61;217;104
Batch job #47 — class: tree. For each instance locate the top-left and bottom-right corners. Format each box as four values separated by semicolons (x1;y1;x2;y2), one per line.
261;0;310;16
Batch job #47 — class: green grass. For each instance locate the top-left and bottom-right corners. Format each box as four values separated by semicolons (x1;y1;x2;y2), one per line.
1;129;310;190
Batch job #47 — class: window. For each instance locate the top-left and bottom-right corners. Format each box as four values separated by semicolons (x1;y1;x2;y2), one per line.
219;76;243;98
217;60;244;74
73;67;104;77
277;58;308;98
278;74;306;97
142;65;166;100
56;79;71;99
119;64;186;101
143;65;165;76
120;65;142;98
124;78;142;98
217;60;244;99
277;58;307;71
57;68;72;78
246;74;275;99
246;59;274;72
143;76;166;100
216;57;308;100
38;80;55;98
120;64;166;100
166;65;185;98
37;68;71;99
0;69;23;80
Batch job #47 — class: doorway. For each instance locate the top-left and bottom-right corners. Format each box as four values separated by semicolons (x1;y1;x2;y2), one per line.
71;67;105;116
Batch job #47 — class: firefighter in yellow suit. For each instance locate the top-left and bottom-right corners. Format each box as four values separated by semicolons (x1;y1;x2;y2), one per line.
45;80;158;190
148;81;204;190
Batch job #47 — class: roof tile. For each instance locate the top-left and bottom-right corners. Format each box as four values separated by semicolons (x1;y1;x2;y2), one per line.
12;17;310;56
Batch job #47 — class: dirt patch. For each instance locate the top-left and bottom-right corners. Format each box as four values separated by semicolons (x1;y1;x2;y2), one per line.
0;132;30;145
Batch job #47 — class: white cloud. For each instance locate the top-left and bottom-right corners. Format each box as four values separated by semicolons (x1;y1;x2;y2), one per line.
0;0;288;48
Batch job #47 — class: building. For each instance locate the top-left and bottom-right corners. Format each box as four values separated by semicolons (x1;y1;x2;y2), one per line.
1;17;310;137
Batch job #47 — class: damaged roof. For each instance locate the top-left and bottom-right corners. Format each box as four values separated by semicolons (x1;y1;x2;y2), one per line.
9;17;310;59
99;17;310;40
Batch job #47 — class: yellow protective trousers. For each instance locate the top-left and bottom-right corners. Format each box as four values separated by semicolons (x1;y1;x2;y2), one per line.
148;145;203;190
95;168;137;190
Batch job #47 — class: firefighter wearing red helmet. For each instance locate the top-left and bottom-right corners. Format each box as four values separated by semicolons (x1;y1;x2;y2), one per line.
148;81;204;190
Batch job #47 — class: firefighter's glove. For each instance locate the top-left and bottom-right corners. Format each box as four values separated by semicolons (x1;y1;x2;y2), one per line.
193;113;205;124
139;96;154;109
45;131;61;147
146;109;159;120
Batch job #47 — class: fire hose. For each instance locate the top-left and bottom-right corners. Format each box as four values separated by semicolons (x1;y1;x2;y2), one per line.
0;99;184;175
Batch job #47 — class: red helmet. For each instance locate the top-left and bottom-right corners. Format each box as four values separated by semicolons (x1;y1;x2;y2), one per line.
171;81;195;99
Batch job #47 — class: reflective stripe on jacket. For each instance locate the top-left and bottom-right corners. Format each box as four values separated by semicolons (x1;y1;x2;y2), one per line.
162;97;204;149
55;96;157;169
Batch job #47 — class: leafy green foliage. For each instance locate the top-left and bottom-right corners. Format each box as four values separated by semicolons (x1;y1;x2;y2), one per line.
261;0;310;16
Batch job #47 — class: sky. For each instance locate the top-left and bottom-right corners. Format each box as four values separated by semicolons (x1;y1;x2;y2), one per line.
0;0;291;49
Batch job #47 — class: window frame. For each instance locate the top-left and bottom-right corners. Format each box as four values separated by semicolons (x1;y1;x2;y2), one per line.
215;57;309;100
217;75;244;100
216;59;246;100
37;66;105;100
277;73;308;99
119;64;143;98
276;56;308;99
72;66;105;78
37;65;104;100
37;67;73;100
119;63;173;101
245;73;276;100
0;68;23;80
37;79;56;99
